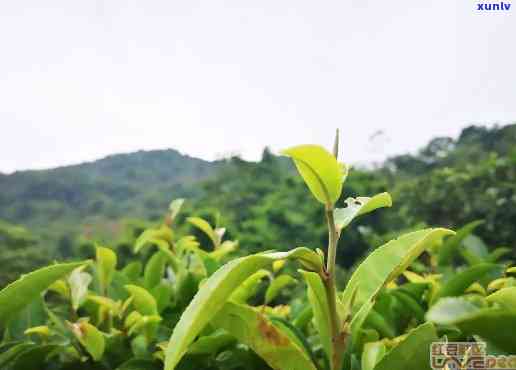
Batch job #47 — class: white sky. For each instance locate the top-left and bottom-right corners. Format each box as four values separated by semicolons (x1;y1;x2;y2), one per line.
0;1;515;173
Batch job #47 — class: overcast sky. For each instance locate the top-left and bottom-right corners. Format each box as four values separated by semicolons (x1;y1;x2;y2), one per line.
0;1;515;173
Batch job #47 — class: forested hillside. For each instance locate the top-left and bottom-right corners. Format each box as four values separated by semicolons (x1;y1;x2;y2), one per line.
0;123;514;287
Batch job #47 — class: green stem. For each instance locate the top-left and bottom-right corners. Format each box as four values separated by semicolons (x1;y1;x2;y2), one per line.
324;206;344;370
324;128;345;370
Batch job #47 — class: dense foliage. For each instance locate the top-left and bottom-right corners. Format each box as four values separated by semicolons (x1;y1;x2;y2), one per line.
0;133;515;370
0;123;514;287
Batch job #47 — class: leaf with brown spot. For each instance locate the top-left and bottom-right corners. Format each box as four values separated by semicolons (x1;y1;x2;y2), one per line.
212;302;317;370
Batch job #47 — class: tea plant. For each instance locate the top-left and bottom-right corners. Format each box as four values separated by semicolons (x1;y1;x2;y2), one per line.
1;132;515;370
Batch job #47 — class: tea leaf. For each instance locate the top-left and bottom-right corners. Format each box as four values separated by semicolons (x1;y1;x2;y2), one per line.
212;301;317;370
125;285;158;315
96;246;117;294
163;247;321;370
231;269;270;304
300;270;332;364
373;322;437;370
434;263;502;301
187;217;219;248
426;297;516;352
282;144;343;205
486;287;516;308
69;321;105;361
68;266;93;311
438;220;483;266
361;341;386;370
333;192;392;231
144;251;167;289
265;274;297;304
169;198;185;222
0;261;86;327
342;228;453;314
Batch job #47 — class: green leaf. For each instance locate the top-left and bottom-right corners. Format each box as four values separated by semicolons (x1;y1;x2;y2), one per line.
487;287;516;308
96;246;117;294
390;290;426;322
68;266;93;311
231;270;270;304
299;270;332;363
373;322;438;370
0;261;86;327
125;285;158;315
282;144;343;205
426;297;481;325
188;329;236;355
163;247;321;370
0;343;35;368
334;193;392;231
187;217;219;248
361;342;386;370
210;240;239;261
134;225;173;253
169;198;185;222
265;275;297;304
11;344;58;370
488;247;512;262
342;228;453;316
344;228;452;347
433;263;502;301
144;251;167;289
122;262;143;281
211;302;317;370
69;321;105;361
426;297;516;353
437;220;483;266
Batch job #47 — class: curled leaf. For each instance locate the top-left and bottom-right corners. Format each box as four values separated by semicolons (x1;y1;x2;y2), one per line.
333;192;392;231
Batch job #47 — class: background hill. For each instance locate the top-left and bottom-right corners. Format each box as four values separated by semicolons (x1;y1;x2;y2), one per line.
0;123;515;287
0;149;220;231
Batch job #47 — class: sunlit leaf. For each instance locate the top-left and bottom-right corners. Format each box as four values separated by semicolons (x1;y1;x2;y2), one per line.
169;198;185;223
163;247;321;370
0;261;86;327
342;228;453;316
125;285;158;316
486;287;516;309
361;341;386;370
300;270;333;365
96;246;117;294
144;251;167;289
134;225;174;253
333;192;392;231
282;144;343;205
438;220;483;266
69;321;105;361
343;228;453;347
68;266;92;311
187;217;220;248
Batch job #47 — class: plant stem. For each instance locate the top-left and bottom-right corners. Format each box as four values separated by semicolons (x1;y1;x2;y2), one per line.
324;205;343;370
324;128;345;370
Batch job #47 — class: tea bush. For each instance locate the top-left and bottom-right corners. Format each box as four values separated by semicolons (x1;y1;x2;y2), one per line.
1;134;515;370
